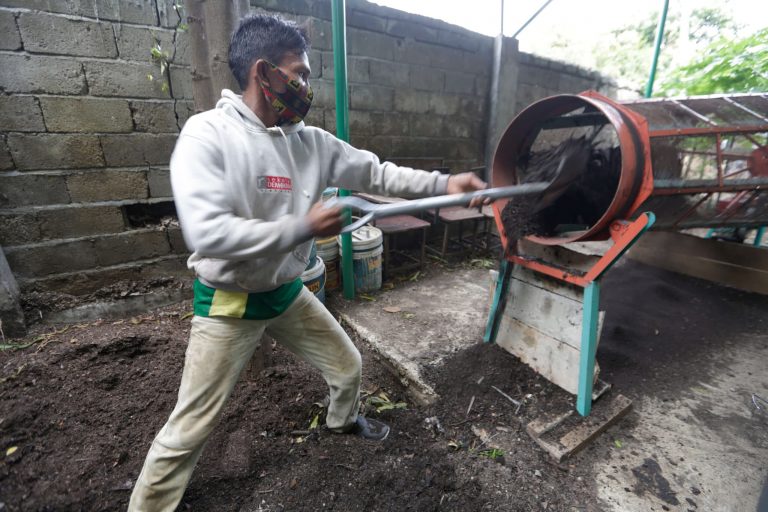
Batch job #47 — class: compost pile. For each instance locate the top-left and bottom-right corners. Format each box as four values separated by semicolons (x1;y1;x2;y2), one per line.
501;134;621;242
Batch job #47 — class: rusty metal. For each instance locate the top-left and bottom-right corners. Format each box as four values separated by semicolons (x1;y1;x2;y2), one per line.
492;91;768;253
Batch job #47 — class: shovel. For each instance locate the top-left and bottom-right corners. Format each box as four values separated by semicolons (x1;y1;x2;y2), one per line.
328;140;591;234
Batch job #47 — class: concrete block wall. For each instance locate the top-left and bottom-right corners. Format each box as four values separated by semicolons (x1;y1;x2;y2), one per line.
515;52;617;115
0;0;617;298
0;0;193;295
251;0;494;171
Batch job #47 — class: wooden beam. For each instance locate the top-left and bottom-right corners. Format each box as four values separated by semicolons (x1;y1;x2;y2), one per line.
628;231;768;295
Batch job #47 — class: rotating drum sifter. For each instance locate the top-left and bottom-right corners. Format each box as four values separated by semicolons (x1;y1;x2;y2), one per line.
485;92;768;417
491;91;768;253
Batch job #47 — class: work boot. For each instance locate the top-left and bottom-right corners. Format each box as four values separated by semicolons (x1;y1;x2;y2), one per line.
347;416;390;441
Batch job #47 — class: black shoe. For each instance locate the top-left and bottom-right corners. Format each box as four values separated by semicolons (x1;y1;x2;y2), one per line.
348;416;390;441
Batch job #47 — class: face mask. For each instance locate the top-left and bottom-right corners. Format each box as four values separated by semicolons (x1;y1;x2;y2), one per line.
261;62;314;126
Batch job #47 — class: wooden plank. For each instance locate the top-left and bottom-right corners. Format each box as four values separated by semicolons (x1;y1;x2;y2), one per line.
503;275;585;348
628;231;768;295
527;394;632;462
496;316;583;394
490;268;605;396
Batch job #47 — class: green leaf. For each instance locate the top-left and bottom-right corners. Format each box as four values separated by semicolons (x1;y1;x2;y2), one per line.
614;439;623;449
478;448;504;459
6;446;18;456
309;413;320;430
178;23;188;32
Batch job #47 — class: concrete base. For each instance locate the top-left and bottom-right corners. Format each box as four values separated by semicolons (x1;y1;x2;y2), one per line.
333;260;768;511
330;267;489;405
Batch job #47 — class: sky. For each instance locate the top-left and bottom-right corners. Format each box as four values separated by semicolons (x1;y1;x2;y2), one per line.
371;0;767;73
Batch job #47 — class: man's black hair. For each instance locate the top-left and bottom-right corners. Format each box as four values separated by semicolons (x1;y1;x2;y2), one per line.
228;14;310;90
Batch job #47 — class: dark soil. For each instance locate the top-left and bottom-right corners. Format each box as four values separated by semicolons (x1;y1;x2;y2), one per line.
1;285;597;511
501;135;621;241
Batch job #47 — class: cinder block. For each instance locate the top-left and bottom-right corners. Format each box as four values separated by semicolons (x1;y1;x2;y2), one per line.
7;134;104;170
475;74;490;95
130;101;178;133
67;169;148;202
95;0;159;25
0;137;13;171
85;60;167;99
5;239;98;277
389;136;454;159
348;27;395;61
148;168;172;197
39;206;125;240
428;94;461;116
386;19;438;44
0;10;21;51
324;110;371;136
411;66;444;92
394;89;431;114
0;96;46;132
370;112;409;136
437;30;481;52
99;133;177;167
445;118;474;139
395;40;457;70
350;135;391;158
169;65;193;99
369;60;409;88
410;114;446;138
156;0;185;28
0;0;96;17
302;107;325;129
308;18;332;50
0;213;42;246
349;84;393;112
40;97;133;133
321;53;369;84
310;79;337;109
115;24;174;62
0;54;87;95
462;50;490;75
167;226;188;254
347;9;386;32
459;96;485;117
0;174;70;208
93;229;171;267
444;71;475;95
307;49;322;78
18;12;117;58
175;100;195;129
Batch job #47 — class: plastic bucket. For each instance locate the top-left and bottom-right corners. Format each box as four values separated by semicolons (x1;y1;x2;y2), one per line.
301;256;326;303
317;237;340;291
338;225;383;293
305;240;318;271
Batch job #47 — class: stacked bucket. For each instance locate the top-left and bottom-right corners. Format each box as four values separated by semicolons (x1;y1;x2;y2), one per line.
301;188;384;301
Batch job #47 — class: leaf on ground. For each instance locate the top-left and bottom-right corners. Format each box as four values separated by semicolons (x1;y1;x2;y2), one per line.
403;313;416;319
309;414;320;430
409;271;421;281
359;293;376;302
614;439;623;449
383;306;401;313
6;446;18;456
180;311;194;320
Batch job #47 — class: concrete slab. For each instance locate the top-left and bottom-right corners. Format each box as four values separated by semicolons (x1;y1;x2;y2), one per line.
333;258;768;511
330;266;489;405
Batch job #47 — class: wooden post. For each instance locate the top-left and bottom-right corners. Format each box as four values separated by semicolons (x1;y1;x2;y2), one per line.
187;0;249;112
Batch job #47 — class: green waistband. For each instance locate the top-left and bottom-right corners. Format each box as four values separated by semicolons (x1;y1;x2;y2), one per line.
193;278;303;320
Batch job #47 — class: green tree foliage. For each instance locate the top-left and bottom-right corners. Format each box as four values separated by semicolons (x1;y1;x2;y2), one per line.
659;28;768;96
594;6;738;95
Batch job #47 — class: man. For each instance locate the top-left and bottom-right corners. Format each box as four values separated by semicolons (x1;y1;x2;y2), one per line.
129;13;487;511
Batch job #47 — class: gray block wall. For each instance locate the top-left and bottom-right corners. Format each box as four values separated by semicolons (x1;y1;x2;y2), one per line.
0;0;616;299
0;0;193;296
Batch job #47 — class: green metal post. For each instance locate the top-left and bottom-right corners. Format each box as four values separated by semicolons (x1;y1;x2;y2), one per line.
331;0;355;299
576;281;600;416
755;227;766;247
644;0;669;98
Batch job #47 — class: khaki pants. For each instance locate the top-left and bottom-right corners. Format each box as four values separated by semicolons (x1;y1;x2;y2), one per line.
128;287;362;512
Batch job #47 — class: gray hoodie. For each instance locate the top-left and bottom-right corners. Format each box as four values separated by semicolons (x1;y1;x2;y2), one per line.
170;89;449;292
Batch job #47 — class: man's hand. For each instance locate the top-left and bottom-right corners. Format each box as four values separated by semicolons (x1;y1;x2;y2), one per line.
306;201;344;237
446;172;489;208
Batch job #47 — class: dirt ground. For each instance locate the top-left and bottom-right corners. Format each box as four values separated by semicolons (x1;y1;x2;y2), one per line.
1;256;766;511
